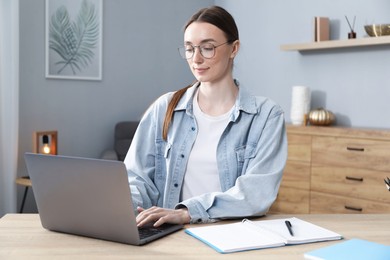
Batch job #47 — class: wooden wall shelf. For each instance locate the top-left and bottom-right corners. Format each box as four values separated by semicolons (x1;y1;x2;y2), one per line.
281;35;390;52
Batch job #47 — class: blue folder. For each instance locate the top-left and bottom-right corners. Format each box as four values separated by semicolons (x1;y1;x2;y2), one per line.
304;238;390;260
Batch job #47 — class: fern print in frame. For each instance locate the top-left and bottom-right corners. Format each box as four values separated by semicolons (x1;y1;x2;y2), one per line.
46;0;102;80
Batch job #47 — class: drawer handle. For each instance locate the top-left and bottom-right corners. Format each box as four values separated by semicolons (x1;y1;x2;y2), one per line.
345;176;364;182
344;205;363;212
346;147;365;152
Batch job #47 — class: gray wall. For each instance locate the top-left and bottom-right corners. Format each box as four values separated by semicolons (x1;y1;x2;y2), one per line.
219;0;390;128
18;0;390;211
18;0;212;212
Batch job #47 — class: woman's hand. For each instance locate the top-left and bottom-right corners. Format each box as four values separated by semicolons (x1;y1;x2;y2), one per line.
136;206;191;227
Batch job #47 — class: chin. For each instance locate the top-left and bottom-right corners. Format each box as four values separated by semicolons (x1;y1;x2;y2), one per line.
194;74;211;83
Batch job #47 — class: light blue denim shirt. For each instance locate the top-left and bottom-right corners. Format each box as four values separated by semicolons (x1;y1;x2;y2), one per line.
124;82;287;224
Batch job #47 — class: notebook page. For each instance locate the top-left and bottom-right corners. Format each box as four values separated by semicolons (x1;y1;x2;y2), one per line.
253;217;342;244
185;221;285;253
241;219;287;243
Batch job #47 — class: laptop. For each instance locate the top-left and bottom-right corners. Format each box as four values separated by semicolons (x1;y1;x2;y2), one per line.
24;153;183;245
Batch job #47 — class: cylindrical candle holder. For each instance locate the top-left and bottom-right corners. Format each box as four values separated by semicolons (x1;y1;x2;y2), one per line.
290;86;311;125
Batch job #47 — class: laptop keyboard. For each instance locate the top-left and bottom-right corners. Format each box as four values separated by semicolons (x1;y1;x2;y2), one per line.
138;227;164;239
138;224;176;240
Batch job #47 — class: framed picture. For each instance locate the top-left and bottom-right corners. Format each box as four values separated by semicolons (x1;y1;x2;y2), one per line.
45;0;103;80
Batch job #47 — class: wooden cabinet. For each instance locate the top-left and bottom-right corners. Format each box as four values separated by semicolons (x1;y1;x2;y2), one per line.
270;125;390;214
270;132;311;214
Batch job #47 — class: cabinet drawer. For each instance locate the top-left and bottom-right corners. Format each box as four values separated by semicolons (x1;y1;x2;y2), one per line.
287;134;311;162
310;191;390;213
311;166;390;203
281;160;310;190
312;136;390;172
270;187;310;214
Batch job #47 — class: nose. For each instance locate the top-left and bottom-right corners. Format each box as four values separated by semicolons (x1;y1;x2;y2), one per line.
192;46;203;63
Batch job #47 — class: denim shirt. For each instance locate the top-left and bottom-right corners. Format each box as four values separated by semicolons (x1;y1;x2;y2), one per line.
124;82;287;224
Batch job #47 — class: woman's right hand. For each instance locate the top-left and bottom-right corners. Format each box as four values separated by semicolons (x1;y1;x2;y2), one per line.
136;206;190;227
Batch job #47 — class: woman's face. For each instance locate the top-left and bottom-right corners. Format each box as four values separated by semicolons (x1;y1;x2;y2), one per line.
183;22;238;84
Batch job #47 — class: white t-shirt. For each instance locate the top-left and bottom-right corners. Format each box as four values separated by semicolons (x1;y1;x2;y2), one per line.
181;91;233;201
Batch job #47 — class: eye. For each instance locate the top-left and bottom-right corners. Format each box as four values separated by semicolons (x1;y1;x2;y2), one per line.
201;44;214;51
185;45;194;52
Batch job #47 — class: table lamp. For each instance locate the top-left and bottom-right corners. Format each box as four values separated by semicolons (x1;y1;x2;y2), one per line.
33;131;58;155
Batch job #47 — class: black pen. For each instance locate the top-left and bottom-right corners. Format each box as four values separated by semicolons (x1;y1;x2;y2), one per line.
285;220;294;236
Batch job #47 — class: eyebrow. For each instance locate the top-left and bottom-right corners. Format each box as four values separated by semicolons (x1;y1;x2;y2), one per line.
184;38;217;45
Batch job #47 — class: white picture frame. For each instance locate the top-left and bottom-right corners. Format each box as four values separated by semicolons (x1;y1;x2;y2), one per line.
45;0;103;80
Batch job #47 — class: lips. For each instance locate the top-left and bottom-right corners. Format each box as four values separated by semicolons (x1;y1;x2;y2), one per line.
193;67;209;73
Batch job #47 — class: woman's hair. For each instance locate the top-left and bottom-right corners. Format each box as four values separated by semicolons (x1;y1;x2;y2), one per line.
184;6;239;43
162;6;239;140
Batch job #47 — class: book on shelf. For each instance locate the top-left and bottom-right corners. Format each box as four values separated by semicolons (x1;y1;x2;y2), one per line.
304;238;390;260
314;17;329;42
185;217;342;254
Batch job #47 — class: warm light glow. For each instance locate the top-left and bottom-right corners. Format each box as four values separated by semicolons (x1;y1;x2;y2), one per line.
42;144;51;154
41;135;51;154
34;131;57;155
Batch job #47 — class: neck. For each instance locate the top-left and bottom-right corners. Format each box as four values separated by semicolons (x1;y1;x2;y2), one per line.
197;79;238;116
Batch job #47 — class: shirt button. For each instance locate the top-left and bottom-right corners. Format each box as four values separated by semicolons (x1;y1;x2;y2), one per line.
191;127;195;131
181;154;185;158
174;183;179;188
197;219;202;223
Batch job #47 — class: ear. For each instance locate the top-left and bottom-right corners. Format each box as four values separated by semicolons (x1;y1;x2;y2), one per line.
230;40;240;59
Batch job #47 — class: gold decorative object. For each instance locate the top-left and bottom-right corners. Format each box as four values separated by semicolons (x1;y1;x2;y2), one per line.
308;108;335;126
385;177;390;191
364;24;390;37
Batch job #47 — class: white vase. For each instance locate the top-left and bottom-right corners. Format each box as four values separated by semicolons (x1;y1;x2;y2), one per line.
290;86;311;125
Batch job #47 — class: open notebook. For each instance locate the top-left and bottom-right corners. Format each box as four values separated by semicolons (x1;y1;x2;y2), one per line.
185;217;342;253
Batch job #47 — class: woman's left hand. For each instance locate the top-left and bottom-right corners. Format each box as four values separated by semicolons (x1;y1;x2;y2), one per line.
136;206;191;227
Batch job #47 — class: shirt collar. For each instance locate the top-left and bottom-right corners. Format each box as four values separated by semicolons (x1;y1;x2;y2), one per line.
174;80;258;121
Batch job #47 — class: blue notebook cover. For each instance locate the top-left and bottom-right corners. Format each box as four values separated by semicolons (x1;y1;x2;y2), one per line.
304;238;390;260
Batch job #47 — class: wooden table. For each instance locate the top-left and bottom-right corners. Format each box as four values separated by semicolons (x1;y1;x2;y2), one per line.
0;214;389;259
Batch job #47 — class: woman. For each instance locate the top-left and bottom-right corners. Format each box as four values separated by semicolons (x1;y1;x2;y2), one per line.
124;6;287;227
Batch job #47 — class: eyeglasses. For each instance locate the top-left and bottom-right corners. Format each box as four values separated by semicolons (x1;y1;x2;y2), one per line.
178;41;230;59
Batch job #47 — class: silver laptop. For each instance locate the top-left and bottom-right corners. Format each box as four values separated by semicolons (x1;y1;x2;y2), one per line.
24;153;183;245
